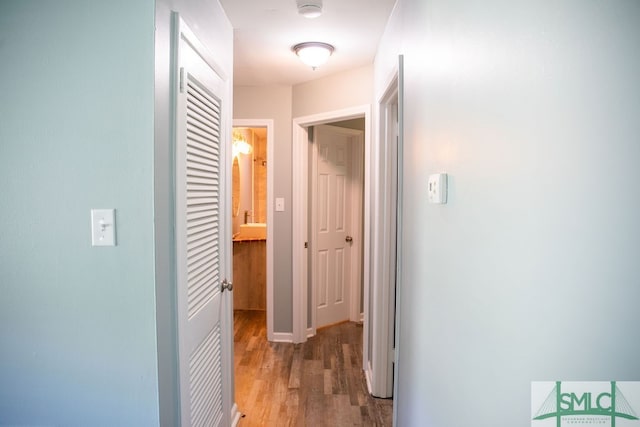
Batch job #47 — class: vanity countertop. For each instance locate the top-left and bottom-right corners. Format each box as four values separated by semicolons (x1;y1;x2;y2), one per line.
233;235;266;242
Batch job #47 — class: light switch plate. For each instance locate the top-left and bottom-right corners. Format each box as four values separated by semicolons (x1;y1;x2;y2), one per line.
91;209;116;246
275;197;285;212
428;173;448;204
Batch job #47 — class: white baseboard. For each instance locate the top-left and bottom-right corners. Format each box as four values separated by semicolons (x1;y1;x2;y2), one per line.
271;332;293;343
306;327;314;338
230;403;241;427
364;366;374;395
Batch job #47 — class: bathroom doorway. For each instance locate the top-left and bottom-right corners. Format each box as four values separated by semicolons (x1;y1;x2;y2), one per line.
231;120;274;339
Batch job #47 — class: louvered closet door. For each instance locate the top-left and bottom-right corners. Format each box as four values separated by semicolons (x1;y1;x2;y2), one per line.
175;20;228;427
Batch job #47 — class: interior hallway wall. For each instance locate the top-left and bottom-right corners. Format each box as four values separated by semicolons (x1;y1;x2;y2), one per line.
292;65;373;117
0;0;233;425
0;1;158;425
374;1;640;425
233;85;293;332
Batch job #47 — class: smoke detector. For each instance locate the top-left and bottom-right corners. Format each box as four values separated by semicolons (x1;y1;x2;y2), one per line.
297;0;323;19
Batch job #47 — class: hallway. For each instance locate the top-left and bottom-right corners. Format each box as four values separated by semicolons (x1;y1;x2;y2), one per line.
234;310;393;426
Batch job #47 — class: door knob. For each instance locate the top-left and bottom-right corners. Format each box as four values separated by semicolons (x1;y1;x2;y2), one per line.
345;236;353;243
221;279;233;292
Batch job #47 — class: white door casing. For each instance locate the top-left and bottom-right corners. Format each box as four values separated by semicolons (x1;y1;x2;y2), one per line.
292;106;370;343
313;125;355;328
365;55;404;402
173;16;234;427
232;119;275;342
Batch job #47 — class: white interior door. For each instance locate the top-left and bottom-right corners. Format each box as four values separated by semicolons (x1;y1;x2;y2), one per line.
313;124;360;328
174;17;231;427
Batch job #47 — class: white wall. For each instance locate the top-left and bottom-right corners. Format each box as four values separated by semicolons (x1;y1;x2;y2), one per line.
375;1;640;425
293;65;373;117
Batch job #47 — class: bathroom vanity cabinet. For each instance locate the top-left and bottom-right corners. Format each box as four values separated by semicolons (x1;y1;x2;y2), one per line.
232;238;266;310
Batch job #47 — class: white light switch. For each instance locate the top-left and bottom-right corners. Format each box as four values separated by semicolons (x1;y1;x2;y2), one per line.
275;197;285;212
91;209;116;246
428;173;448;204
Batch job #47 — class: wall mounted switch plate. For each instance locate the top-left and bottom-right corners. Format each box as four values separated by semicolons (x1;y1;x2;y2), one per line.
91;209;116;246
428;173;448;204
275;197;285;212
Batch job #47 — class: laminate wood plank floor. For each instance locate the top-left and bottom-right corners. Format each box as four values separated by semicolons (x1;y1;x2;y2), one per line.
234;310;393;427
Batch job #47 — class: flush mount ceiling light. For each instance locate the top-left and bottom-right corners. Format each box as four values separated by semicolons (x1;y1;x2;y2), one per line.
293;42;334;70
296;0;323;19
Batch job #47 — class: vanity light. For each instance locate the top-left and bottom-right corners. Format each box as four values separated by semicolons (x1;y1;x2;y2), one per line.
233;140;252;158
293;42;334;70
232;131;252;157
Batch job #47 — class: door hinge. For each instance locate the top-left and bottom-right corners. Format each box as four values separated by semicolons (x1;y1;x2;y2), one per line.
304;241;308;249
179;67;185;93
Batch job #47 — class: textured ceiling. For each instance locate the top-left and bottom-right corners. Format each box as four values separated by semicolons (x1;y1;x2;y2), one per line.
220;0;397;86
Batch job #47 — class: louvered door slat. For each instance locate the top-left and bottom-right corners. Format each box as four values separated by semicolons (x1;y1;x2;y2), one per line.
187;137;219;155
189;324;223;427
187;110;220;137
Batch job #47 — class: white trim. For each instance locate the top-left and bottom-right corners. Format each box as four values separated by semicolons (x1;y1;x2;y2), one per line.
271;332;294;343
230;403;241;427
364;365;374;396
292;105;371;344
175;15;227;83
392;55;404;427
172;13;235;426
232;119;275;342
365;57;402;399
291;123;309;344
350;131;364;323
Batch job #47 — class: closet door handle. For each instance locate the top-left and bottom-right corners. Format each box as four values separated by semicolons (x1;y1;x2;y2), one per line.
345;236;353;243
221;279;233;292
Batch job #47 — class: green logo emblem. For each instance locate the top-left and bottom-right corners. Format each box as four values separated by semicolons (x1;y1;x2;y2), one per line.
533;381;639;426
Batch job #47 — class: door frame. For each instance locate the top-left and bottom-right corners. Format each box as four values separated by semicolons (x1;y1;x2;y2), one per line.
231;119;275;341
310;124;364;333
365;57;403;399
292;105;370;343
171;14;237;426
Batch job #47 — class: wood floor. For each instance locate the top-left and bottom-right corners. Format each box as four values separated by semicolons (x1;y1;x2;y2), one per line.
234;310;393;426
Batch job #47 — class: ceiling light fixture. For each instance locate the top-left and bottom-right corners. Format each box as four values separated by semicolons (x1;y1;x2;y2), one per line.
293;42;334;70
296;0;323;19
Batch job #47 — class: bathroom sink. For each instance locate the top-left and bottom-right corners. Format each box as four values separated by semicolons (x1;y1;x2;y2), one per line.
237;223;266;239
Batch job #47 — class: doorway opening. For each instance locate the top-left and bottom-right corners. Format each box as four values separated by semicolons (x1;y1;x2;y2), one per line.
231;120;275;341
291;105;371;344
310;121;365;331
